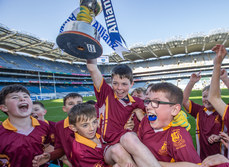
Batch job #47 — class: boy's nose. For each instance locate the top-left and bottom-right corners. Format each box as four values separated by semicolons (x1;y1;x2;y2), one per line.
146;103;153;110
89;124;95;131
117;84;123;89
19;96;25;101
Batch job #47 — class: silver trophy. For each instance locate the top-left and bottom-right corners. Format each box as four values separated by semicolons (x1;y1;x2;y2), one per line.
56;0;102;59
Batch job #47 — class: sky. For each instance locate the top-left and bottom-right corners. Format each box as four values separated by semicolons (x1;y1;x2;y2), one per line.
0;0;229;56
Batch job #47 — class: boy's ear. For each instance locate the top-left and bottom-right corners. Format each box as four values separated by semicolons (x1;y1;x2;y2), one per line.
44;109;47;115
171;104;181;116
0;104;8;113
69;124;77;132
62;106;67;113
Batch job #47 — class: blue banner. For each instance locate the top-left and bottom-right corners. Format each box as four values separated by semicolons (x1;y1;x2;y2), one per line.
91;19;128;59
59;8;80;33
58;3;129;59
101;0;121;45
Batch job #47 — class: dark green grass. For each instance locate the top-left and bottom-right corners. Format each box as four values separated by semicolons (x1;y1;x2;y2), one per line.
41;96;97;122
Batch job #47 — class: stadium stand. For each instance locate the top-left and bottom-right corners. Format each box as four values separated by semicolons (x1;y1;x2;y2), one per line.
0;23;229;99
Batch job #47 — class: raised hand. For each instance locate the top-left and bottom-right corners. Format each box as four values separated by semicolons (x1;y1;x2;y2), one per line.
190;71;201;83
220;68;228;81
212;45;227;65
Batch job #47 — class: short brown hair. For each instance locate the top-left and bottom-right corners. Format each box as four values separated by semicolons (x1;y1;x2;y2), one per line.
63;93;83;106
111;64;133;83
68;103;97;125
0;84;30;105
149;82;183;106
33;101;45;109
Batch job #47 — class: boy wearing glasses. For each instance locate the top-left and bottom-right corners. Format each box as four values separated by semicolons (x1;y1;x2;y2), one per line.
87;58;191;166
120;82;201;166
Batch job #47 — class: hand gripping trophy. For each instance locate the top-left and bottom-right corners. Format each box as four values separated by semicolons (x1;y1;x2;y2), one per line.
56;0;102;59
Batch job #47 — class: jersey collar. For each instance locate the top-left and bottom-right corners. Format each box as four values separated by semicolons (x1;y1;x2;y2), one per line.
114;93;136;103
203;107;215;112
64;117;70;128
2;116;40;132
75;133;101;149
152;122;172;133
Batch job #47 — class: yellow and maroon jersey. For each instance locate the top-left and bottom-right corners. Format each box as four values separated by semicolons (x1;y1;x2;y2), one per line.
185;100;224;160
0;117;50;167
45;120;56;146
71;133;109;167
223;105;229;131
44;120;63;167
95;78;145;144
55;117;75;162
138;116;201;163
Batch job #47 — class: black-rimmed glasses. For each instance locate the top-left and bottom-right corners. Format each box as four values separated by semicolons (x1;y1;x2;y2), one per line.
144;99;176;108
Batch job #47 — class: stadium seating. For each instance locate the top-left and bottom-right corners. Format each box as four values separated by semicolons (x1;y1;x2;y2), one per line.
0;45;229;99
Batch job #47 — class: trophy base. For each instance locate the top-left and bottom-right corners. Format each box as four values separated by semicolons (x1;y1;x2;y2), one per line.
56;31;103;59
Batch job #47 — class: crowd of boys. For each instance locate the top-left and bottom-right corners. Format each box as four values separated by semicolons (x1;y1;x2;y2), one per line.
0;44;229;167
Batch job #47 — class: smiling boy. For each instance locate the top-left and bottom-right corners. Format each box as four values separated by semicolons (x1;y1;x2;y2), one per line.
87;59;145;166
120;82;201;166
68;103;109;167
86;58;192;166
183;72;224;160
0;84;50;167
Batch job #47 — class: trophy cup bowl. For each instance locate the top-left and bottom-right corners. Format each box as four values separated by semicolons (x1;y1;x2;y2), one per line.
56;0;102;59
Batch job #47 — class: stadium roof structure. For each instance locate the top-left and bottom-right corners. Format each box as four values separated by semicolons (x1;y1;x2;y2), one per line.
0;24;229;64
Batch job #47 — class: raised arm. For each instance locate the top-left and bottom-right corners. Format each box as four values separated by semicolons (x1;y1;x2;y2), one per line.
208;45;227;117
183;72;201;110
86;59;103;90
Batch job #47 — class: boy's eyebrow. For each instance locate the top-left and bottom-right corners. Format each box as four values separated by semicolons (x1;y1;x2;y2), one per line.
80;122;90;125
7;93;19;97
81;122;88;124
9;92;28;95
150;97;161;100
